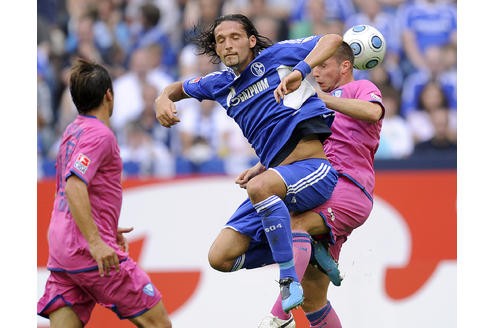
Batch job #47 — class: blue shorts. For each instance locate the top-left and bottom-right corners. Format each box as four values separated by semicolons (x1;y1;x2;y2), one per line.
225;158;338;244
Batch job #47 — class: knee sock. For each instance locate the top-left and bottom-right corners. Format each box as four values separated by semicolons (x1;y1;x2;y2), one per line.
270;231;312;320
230;243;274;271
306;301;342;328
253;195;297;281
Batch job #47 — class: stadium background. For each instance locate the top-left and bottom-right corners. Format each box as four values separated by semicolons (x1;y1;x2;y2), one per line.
36;0;457;327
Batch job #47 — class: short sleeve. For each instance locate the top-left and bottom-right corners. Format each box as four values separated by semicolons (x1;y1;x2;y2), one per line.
65;134;113;184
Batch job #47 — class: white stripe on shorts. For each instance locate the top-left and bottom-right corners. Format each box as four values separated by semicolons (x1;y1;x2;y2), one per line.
287;163;331;195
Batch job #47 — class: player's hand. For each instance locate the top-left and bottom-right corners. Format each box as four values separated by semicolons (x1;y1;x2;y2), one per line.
89;239;120;277
235;162;266;188
117;226;134;253
274;70;303;103
235;169;251;188
155;95;180;127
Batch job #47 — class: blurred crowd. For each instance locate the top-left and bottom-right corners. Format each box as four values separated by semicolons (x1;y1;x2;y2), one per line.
37;0;457;180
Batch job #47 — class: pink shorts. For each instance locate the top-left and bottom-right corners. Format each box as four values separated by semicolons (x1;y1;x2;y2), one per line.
312;176;373;261
37;258;162;325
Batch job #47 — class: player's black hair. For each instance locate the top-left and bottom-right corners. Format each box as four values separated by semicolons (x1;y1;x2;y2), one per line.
69;58;113;114
191;14;273;64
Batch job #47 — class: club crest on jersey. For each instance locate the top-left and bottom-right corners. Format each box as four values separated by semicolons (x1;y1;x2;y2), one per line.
74;153;91;174
190;76;201;83
143;283;155;297
333;89;343;97
250;62;265;77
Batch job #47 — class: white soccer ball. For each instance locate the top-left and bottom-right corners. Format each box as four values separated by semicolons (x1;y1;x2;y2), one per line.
343;24;386;70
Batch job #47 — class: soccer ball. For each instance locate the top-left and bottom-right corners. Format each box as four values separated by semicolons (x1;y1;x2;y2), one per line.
343;24;386;70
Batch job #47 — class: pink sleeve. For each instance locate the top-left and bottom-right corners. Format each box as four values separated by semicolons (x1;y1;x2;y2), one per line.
65;134;112;184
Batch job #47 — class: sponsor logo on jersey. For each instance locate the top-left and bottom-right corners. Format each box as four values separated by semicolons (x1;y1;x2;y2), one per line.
74;153;91;174
250;62;265;77
327;207;335;221
227;78;269;107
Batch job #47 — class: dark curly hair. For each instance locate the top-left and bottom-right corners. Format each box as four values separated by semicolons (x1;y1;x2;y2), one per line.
190;14;273;64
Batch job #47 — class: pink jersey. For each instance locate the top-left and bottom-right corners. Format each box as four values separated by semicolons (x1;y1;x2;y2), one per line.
324;80;383;196
47;115;125;272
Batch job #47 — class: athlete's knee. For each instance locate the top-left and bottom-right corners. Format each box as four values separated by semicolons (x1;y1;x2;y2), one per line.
208;247;232;272
291;215;310;232
245;176;268;201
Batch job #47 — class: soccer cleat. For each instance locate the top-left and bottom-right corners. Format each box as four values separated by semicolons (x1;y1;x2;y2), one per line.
258;314;296;328
279;278;304;312
312;240;343;286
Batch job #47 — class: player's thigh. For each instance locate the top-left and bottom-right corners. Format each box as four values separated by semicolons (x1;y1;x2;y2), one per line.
208;227;251;265
291;210;330;236
301;264;331;312
49;306;83;328
129;300;171;328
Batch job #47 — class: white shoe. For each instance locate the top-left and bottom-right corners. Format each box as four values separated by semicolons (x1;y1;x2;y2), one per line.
258;314;296;328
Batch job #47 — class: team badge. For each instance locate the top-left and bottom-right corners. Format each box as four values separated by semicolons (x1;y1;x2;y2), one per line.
250;62;265;77
190;77;201;83
74;153;91;174
333;89;342;97
143;283;155;297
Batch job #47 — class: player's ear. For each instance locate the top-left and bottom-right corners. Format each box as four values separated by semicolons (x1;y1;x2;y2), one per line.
105;88;113;102
249;35;257;49
342;60;353;73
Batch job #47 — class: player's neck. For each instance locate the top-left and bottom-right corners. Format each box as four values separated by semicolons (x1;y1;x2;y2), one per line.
339;75;354;87
87;107;111;127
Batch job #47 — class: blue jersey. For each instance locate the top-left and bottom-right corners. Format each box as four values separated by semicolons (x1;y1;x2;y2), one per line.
183;35;334;168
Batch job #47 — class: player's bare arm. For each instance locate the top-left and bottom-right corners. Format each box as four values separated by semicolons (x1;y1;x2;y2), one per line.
155;81;189;127
65;175;120;277
274;34;343;102
316;89;383;122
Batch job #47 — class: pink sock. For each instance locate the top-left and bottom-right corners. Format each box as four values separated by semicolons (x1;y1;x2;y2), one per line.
306;301;342;328
271;231;312;320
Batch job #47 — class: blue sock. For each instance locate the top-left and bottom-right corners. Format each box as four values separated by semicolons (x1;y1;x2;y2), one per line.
253;195;297;280
230;243;275;271
306;301;341;328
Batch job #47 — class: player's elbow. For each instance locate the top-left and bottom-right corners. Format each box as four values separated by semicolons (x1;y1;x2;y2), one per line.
320;33;343;50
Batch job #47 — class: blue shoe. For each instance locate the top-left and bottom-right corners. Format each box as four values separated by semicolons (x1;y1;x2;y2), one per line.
279;278;304;312
312;240;343;286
